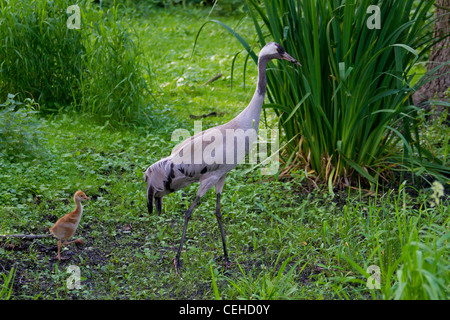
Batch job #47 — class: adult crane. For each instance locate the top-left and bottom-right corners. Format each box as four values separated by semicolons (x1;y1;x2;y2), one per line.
145;42;301;275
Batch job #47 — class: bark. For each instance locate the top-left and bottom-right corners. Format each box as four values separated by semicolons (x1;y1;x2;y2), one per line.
413;0;450;113
0;234;52;240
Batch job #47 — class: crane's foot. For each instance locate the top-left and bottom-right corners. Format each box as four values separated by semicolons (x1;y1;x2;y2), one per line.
215;255;231;268
222;256;232;269
173;257;183;280
224;258;231;269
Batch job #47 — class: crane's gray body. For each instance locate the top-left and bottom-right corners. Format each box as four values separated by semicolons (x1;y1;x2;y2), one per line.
143;42;300;274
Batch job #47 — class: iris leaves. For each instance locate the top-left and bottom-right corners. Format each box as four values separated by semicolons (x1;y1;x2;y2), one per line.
199;0;449;187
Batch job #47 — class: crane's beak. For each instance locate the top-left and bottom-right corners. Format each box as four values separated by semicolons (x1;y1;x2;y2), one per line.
282;52;301;66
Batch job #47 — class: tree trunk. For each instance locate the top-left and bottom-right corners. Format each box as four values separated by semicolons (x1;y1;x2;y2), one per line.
413;0;450;114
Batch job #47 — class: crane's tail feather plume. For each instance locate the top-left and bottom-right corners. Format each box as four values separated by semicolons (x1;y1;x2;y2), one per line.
155;196;162;216
147;185;154;215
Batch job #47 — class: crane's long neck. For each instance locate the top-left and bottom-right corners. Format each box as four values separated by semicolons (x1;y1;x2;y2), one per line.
233;56;269;132
73;197;83;217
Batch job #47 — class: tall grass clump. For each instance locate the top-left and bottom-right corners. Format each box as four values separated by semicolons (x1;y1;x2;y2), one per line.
204;0;449;187
0;267;16;300
80;4;150;123
0;0;150;123
391;229;449;299
0;0;84;107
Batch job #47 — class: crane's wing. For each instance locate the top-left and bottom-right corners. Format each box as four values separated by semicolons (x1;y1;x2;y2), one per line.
147;122;258;196
170;123;257;169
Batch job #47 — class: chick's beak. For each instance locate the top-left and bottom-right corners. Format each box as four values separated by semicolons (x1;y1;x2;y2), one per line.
282;52;301;66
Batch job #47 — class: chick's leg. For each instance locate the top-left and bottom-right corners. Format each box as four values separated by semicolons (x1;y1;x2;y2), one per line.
55;239;63;260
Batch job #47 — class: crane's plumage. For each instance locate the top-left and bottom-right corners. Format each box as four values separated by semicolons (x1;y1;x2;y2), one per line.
145;42;300;275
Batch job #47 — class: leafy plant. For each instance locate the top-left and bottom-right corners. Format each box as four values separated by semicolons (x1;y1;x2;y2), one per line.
224;253;305;299
392;231;448;300
428;181;444;207
0;267;16;300
340;182;449;300
0;94;44;161
202;0;449;186
210;263;221;300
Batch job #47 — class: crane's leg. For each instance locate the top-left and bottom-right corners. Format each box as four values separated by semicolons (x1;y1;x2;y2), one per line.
215;193;230;267
147;185;154;215
214;174;230;267
174;195;200;276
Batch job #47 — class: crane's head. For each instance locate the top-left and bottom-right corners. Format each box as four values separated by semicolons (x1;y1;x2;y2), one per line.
260;42;301;66
74;190;90;202
144;158;175;215
144;161;169;215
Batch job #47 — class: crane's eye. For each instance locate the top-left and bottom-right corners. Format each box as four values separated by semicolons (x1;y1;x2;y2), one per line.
275;43;285;55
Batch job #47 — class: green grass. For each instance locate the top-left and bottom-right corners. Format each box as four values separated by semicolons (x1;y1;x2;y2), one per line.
1;111;448;299
0;5;448;300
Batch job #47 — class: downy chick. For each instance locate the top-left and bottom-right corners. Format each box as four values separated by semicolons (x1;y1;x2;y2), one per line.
50;190;89;260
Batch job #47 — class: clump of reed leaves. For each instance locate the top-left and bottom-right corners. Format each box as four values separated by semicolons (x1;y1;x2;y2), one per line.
201;0;449;188
0;0;150;123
